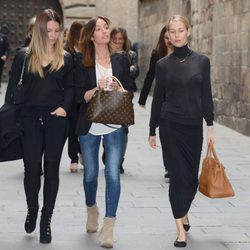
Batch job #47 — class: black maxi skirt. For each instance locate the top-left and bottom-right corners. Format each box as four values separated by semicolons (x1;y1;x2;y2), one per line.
159;119;203;219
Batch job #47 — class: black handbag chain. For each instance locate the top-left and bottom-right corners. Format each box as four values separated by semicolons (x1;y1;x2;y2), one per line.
17;52;28;86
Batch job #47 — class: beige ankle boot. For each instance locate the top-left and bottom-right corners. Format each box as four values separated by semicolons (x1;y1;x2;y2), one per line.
86;204;99;233
100;217;116;248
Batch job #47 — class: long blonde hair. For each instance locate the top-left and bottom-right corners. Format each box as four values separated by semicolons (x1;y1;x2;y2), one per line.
28;9;64;78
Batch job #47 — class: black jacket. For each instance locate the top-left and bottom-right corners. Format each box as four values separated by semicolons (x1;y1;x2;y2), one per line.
0;103;23;162
75;52;133;136
138;50;159;106
0;32;9;58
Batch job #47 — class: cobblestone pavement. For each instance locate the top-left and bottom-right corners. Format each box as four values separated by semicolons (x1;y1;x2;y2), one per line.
0;83;250;250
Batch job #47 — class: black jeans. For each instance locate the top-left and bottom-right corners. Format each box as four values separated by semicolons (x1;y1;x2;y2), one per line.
67;105;81;163
0;59;5;89
21;108;68;212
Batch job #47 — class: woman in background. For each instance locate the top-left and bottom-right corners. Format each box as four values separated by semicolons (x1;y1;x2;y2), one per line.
65;21;85;173
105;26;137;174
139;25;174;179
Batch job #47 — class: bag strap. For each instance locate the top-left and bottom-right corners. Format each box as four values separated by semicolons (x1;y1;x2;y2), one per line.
107;76;125;92
206;142;220;162
17;52;28;86
210;143;220;162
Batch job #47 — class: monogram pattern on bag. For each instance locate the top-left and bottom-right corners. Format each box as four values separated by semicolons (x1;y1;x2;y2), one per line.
85;90;134;126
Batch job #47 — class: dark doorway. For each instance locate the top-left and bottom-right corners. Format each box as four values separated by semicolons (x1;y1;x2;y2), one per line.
0;0;63;82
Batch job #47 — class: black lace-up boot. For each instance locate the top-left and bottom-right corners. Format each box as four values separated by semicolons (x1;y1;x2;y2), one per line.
40;211;52;244
24;206;39;233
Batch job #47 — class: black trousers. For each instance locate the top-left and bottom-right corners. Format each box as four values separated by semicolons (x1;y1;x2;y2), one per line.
67;104;81;163
0;59;5;88
21;108;68;213
159;119;203;219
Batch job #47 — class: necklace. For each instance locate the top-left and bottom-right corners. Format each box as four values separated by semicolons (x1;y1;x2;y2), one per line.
175;50;192;63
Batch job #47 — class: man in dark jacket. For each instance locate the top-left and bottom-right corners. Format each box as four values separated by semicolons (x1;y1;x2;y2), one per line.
0;24;9;93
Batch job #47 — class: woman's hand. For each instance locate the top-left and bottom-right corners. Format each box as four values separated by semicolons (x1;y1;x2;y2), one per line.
100;77;124;91
98;78;107;89
207;125;215;145
84;87;99;102
1;55;7;62
50;107;67;117
148;136;157;149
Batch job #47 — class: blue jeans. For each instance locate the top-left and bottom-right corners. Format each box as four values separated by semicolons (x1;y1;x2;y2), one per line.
79;127;126;217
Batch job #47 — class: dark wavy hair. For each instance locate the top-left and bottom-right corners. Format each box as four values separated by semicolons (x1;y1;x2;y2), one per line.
65;21;85;53
78;16;111;67
110;27;131;53
155;25;170;59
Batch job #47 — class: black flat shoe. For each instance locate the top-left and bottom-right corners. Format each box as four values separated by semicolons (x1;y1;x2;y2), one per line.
120;158;125;174
183;223;191;232
183;216;190;232
174;238;187;248
164;170;170;178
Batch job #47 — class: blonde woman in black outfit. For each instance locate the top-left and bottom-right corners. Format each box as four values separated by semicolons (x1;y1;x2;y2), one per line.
5;9;73;244
139;25;173;178
149;15;214;248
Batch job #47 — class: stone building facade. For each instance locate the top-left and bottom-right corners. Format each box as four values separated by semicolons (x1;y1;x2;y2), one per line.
61;0;139;42
138;0;250;136
0;0;139;80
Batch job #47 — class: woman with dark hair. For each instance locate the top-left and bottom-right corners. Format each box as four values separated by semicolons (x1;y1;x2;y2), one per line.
101;26;137;174
65;21;85;173
139;25;173;107
149;15;214;247
111;27;139;92
139;25;174;179
5;9;73;244
76;16;133;248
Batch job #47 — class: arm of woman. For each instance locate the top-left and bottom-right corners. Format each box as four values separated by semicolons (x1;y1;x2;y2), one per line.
84;87;99;103
59;53;74;115
207;125;215;145
201;56;215;145
139;51;158;106
149;61;166;137
148;136;157;149
117;53;134;92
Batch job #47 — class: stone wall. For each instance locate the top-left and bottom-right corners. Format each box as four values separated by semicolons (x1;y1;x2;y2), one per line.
138;0;250;136
61;0;138;43
137;0;191;96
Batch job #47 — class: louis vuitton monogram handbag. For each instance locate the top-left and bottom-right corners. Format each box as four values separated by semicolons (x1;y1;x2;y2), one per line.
85;76;134;126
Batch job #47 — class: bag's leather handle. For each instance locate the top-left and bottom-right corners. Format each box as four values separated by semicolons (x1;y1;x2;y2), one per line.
107;76;125;92
206;142;220;162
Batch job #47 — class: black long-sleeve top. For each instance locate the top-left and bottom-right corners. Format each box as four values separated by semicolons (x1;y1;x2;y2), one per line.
0;32;9;58
138;50;159;105
5;48;74;114
149;45;214;136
